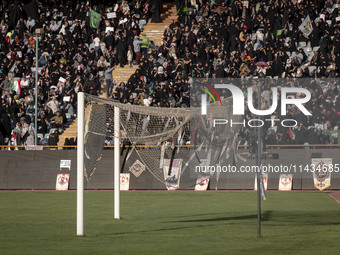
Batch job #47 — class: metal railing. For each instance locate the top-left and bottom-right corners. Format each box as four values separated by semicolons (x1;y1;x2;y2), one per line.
1;144;340;151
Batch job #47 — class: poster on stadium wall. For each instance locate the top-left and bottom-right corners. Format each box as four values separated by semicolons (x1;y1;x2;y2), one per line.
254;172;268;191
279;174;293;191
163;159;182;190
120;173;130;191
60;160;71;170
129;159;145;178
312;158;332;191
194;176;210;191
56;174;70;191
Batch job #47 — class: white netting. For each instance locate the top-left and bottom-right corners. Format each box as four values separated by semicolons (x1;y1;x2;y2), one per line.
83;94;241;184
84;95;193;182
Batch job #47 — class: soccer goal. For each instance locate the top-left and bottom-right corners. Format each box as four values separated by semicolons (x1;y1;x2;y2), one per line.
76;92;192;236
76;88;265;236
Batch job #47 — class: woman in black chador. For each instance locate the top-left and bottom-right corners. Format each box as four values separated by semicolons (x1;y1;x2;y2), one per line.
151;0;163;23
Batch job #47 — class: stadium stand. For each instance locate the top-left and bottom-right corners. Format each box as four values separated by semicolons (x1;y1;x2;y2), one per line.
0;0;339;150
0;0;155;148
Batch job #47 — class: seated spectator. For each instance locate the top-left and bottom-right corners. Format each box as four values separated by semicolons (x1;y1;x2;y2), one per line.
48;130;59;146
25;130;35;146
37;117;47;136
291;50;304;66
50;111;63;129
25;16;35;33
49;20;59;32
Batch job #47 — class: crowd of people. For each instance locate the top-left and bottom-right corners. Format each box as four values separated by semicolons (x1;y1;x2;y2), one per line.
0;0;339;148
114;0;340;146
0;0;158;147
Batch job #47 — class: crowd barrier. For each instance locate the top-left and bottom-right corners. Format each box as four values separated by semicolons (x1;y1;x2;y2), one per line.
1;144;340;151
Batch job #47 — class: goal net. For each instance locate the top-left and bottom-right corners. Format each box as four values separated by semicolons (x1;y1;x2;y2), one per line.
83;94;192;184
82;91;245;187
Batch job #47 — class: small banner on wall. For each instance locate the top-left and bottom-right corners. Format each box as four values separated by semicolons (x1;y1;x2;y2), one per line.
163;159;182;190
120;173;130;191
56;174;70;191
312;158;332;191
279;174;293;191
129;160;145;178
194;176;210;191
25;146;43;150
60;160;71;170
254;172;268;191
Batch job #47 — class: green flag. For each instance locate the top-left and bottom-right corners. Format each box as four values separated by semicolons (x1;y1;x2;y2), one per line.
277;29;283;36
328;129;338;139
90;9;101;29
11;81;15;92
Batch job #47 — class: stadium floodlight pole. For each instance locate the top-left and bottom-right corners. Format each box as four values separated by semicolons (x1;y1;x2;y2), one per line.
34;28;43;145
77;92;85;236
34;32;38;145
257;86;262;237
114;106;120;219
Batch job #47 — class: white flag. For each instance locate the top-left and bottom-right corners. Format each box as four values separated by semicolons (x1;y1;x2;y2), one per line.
299;15;313;36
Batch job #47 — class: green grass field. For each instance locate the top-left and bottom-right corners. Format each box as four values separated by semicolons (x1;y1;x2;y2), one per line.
0;191;340;255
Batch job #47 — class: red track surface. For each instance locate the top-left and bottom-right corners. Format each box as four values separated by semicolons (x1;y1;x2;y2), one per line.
329;191;340;204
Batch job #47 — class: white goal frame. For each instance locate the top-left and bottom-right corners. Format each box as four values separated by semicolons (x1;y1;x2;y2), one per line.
77;92;121;236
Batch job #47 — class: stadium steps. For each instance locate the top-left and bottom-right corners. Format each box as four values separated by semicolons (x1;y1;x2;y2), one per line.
98;3;177;97
143;4;178;46
104;65;139;99
58;4;178;149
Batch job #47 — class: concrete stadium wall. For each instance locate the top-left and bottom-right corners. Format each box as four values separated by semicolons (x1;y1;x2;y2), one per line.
0;149;339;190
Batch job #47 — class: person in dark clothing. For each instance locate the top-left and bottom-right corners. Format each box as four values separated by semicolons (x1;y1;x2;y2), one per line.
295;123;309;145
151;0;162;23
116;37;126;68
307;128;320;146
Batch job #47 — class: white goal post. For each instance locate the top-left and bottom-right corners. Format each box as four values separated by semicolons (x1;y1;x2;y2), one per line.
77;92;84;236
77;92;121;236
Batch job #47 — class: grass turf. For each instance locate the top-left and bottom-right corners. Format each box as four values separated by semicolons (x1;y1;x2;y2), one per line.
0;191;340;255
